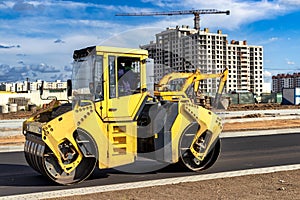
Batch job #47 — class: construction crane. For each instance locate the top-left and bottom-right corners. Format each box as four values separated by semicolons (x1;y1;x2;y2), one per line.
116;9;230;30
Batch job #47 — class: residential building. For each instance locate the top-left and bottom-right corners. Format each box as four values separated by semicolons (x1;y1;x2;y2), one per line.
0;80;67;93
227;40;264;95
141;26;264;96
272;73;300;93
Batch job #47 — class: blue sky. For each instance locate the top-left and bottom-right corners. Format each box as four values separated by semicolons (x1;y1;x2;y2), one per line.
0;0;300;83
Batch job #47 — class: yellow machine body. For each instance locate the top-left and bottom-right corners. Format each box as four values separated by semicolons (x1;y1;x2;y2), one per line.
23;46;227;185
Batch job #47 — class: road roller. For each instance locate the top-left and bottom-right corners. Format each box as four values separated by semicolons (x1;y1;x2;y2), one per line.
23;46;227;185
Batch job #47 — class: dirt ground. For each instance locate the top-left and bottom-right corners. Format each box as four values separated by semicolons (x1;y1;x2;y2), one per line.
0;111;34;120
2;103;300;199
226;103;300;111
48;170;300;200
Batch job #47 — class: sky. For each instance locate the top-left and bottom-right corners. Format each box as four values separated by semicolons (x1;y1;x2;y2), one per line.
1;0;300;83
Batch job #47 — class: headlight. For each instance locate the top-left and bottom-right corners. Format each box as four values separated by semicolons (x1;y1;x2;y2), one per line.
26;123;43;135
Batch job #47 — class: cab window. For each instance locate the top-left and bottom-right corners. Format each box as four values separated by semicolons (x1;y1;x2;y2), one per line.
117;57;141;97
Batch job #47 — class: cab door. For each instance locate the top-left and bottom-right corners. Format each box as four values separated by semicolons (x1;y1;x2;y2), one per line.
94;54;148;167
102;55;147;121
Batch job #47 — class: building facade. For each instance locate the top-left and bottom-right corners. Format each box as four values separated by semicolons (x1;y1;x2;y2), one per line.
0;80;67;93
272;73;300;93
141;26;264;96
227;40;264;95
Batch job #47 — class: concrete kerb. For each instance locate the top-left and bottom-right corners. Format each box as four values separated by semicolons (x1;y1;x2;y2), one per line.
223;115;300;123
2;163;300;200
0;145;24;153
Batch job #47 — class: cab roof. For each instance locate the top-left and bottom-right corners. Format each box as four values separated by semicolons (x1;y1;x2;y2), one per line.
73;46;148;59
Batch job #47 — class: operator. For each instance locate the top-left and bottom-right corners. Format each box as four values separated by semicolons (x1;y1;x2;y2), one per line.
118;62;136;96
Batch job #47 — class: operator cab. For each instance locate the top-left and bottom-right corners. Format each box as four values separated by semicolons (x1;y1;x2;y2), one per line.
72;46;149;120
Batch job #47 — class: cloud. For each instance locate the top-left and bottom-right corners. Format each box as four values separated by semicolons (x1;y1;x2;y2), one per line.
287;60;295;65
0;62;71;82
0;64;26;81
269;37;279;42
0;0;298;34
142;0;178;8
64;65;73;72
0;44;21;49
0;64;11;76
264;70;272;77
101;27;162;48
16;53;26;57
264;70;273;83
50;73;71;81
30;63;61;73
136;0;300;30
12;0;35;11
54;39;65;44
278;0;300;7
1;0;300;83
258;37;280;45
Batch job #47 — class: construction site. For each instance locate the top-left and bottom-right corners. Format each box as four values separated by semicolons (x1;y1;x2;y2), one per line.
0;8;299;200
1;100;300;199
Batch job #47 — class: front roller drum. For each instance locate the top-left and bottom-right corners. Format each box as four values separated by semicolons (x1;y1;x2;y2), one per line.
178;123;221;171
24;130;98;185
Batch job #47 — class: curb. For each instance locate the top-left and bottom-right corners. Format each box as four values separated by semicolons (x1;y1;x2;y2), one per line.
3;164;300;200
0;145;23;153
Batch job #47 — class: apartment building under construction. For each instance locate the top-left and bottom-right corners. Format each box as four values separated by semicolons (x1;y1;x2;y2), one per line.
141;26;264;96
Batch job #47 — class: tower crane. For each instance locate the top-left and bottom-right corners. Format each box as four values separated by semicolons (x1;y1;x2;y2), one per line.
116;9;230;30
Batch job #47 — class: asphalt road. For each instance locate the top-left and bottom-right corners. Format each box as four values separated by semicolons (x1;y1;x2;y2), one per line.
1;133;300;197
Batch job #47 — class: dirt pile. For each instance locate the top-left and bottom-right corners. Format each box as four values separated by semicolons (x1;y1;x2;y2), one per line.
0;111;34;120
227;103;300;111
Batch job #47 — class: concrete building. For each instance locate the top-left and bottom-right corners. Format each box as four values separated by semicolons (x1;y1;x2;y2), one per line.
227;40;264;95
272;73;300;93
141;26;264;96
0;80;67;93
0;90;68;110
0;80;68;110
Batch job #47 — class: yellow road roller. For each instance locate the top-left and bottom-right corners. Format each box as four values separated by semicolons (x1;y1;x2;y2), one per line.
23;46;227;185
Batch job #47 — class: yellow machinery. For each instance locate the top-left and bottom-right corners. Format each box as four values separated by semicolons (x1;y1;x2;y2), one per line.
155;68;228;107
23;46;227;185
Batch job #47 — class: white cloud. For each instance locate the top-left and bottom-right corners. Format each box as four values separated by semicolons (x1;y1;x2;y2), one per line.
269;37;279;42
141;0;179;8
264;70;272;77
136;0;300;30
1;0;300;82
100;27;162;48
287;60;295;65
278;0;300;7
177;0;286;30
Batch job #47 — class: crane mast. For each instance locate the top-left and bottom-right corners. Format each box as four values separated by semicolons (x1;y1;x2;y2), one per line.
116;9;230;30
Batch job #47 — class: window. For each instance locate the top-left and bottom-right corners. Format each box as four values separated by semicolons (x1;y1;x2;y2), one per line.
117;57;141;97
109;56;116;98
93;55;104;101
